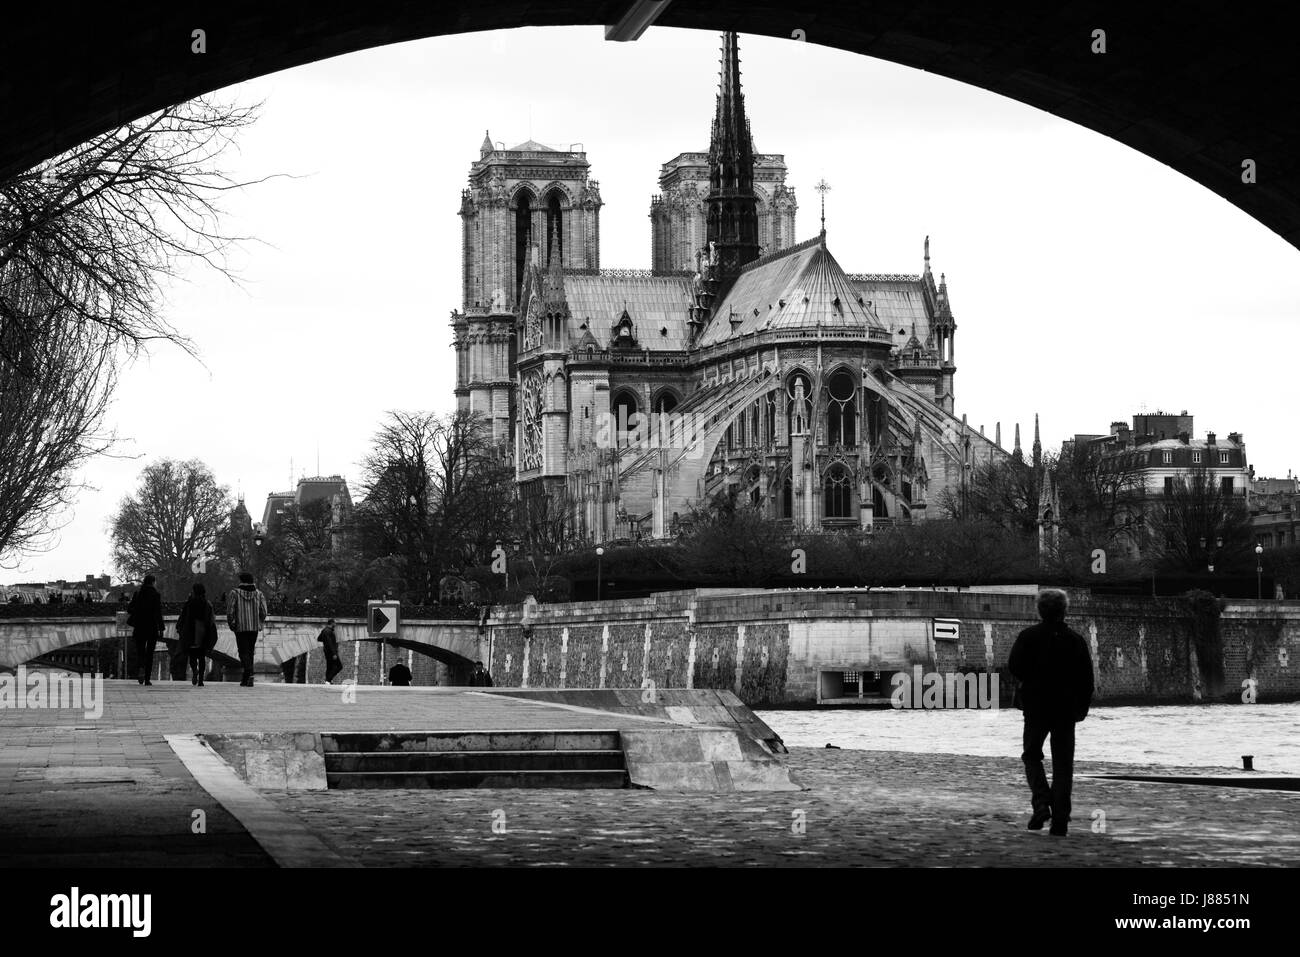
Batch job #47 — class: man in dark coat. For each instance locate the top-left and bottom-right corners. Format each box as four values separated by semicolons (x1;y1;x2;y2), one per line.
317;619;343;683
467;660;493;687
1008;588;1095;836
388;657;412;686
176;582;219;686
127;575;165;685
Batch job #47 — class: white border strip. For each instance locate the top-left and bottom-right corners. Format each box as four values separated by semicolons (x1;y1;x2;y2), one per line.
165;734;351;868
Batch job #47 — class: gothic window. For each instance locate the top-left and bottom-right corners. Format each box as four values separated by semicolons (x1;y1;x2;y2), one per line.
653;391;678;415
786;371;811;437
764;392;777;445
827;370;857;446
824;465;853;519
750;404;760;446
779;471;793;520
612;390;639;448
514;189;534;304
521;372;544;471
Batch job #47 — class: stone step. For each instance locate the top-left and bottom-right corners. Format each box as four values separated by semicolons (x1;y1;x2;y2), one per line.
321;730;621;754
325;749;626;773
326;769;629;789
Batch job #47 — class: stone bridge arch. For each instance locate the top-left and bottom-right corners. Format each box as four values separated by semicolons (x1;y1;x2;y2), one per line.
0;6;1294;249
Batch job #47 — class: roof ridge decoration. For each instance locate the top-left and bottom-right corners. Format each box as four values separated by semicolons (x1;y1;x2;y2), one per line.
845;273;924;283
739;233;824;274
565;267;694;280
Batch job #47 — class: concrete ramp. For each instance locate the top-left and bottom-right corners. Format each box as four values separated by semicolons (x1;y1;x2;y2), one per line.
479;688;787;753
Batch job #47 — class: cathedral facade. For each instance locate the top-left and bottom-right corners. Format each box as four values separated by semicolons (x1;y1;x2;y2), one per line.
451;32;1007;542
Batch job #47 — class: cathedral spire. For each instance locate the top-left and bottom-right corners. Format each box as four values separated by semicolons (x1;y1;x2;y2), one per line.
480;130;493;157
1013;422;1023;460
924;235;931;275
706;31;760;299
1032;413;1042;469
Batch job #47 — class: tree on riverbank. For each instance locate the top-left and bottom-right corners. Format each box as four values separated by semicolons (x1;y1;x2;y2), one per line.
0;97;265;567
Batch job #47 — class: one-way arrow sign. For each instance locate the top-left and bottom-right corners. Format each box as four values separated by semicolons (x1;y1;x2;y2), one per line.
367;600;400;637
932;618;960;641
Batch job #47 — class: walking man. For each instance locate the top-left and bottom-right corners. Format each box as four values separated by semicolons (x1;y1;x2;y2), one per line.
1008;588;1095;836
317;618;343;683
127;574;165;685
467;660;493;687
225;571;268;687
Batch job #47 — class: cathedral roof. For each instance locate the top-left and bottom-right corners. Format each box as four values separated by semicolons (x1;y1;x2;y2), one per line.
696;234;890;347
560;272;695;352
844;276;935;349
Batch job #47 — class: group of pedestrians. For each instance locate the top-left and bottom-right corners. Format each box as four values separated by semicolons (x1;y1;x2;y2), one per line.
128;571;268;686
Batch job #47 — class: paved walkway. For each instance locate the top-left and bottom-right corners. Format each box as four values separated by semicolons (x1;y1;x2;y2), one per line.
2;681;1297;866
263;748;1300;867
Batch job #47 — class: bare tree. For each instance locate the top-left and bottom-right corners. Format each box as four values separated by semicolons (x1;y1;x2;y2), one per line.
0;97;264;357
0;274;115;564
355;410;518;603
1146;466;1253;574
0;96;265;567
109;459;233;599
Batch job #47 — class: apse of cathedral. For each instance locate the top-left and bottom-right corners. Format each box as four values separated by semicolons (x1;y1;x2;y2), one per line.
451;32;1009;543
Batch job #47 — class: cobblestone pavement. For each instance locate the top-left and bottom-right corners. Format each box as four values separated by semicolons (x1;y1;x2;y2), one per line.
264;748;1300;867
4;682;1297;867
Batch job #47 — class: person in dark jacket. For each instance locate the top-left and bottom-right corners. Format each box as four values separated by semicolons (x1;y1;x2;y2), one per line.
127;575;165;685
467;660;493;687
317;619;343;683
176;582;219;686
225;571;268;687
389;657;412;686
1008;588;1095;836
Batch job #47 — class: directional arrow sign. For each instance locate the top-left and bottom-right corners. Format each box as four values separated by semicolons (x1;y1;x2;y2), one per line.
932;618;960;641
366;600;400;637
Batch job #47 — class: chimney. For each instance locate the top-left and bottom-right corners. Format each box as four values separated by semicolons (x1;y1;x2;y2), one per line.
1228;432;1241;445
1207;431;1217;445
1177;431;1190;445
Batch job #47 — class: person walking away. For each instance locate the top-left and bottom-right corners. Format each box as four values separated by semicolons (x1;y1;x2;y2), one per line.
317;618;343;683
1008;588;1095;836
177;583;218;686
389;656;412;686
226;571;268;687
127;575;164;685
467;660;493;687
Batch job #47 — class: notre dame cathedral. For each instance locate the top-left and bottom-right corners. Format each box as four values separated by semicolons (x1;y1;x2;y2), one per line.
451;32;1011;543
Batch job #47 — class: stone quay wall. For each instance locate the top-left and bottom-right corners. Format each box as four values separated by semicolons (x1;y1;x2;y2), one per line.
482;588;1300;706
5;590;1298;705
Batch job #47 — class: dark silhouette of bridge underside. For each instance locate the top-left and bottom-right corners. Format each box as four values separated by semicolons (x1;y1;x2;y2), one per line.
3;3;1299;249
370;637;476;672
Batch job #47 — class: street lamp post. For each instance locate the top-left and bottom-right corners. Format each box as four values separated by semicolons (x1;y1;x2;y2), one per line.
1256;543;1264;599
596;546;604;602
1199;534;1223;574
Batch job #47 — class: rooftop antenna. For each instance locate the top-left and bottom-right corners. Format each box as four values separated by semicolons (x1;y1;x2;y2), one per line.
814;177;831;235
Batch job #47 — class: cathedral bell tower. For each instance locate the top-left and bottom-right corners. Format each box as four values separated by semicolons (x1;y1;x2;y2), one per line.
705;31;761;300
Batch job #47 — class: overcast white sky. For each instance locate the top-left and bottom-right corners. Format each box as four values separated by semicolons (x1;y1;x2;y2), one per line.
12;26;1300;584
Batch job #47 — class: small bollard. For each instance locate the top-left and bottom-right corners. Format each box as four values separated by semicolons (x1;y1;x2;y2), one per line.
1242;755;1254;771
